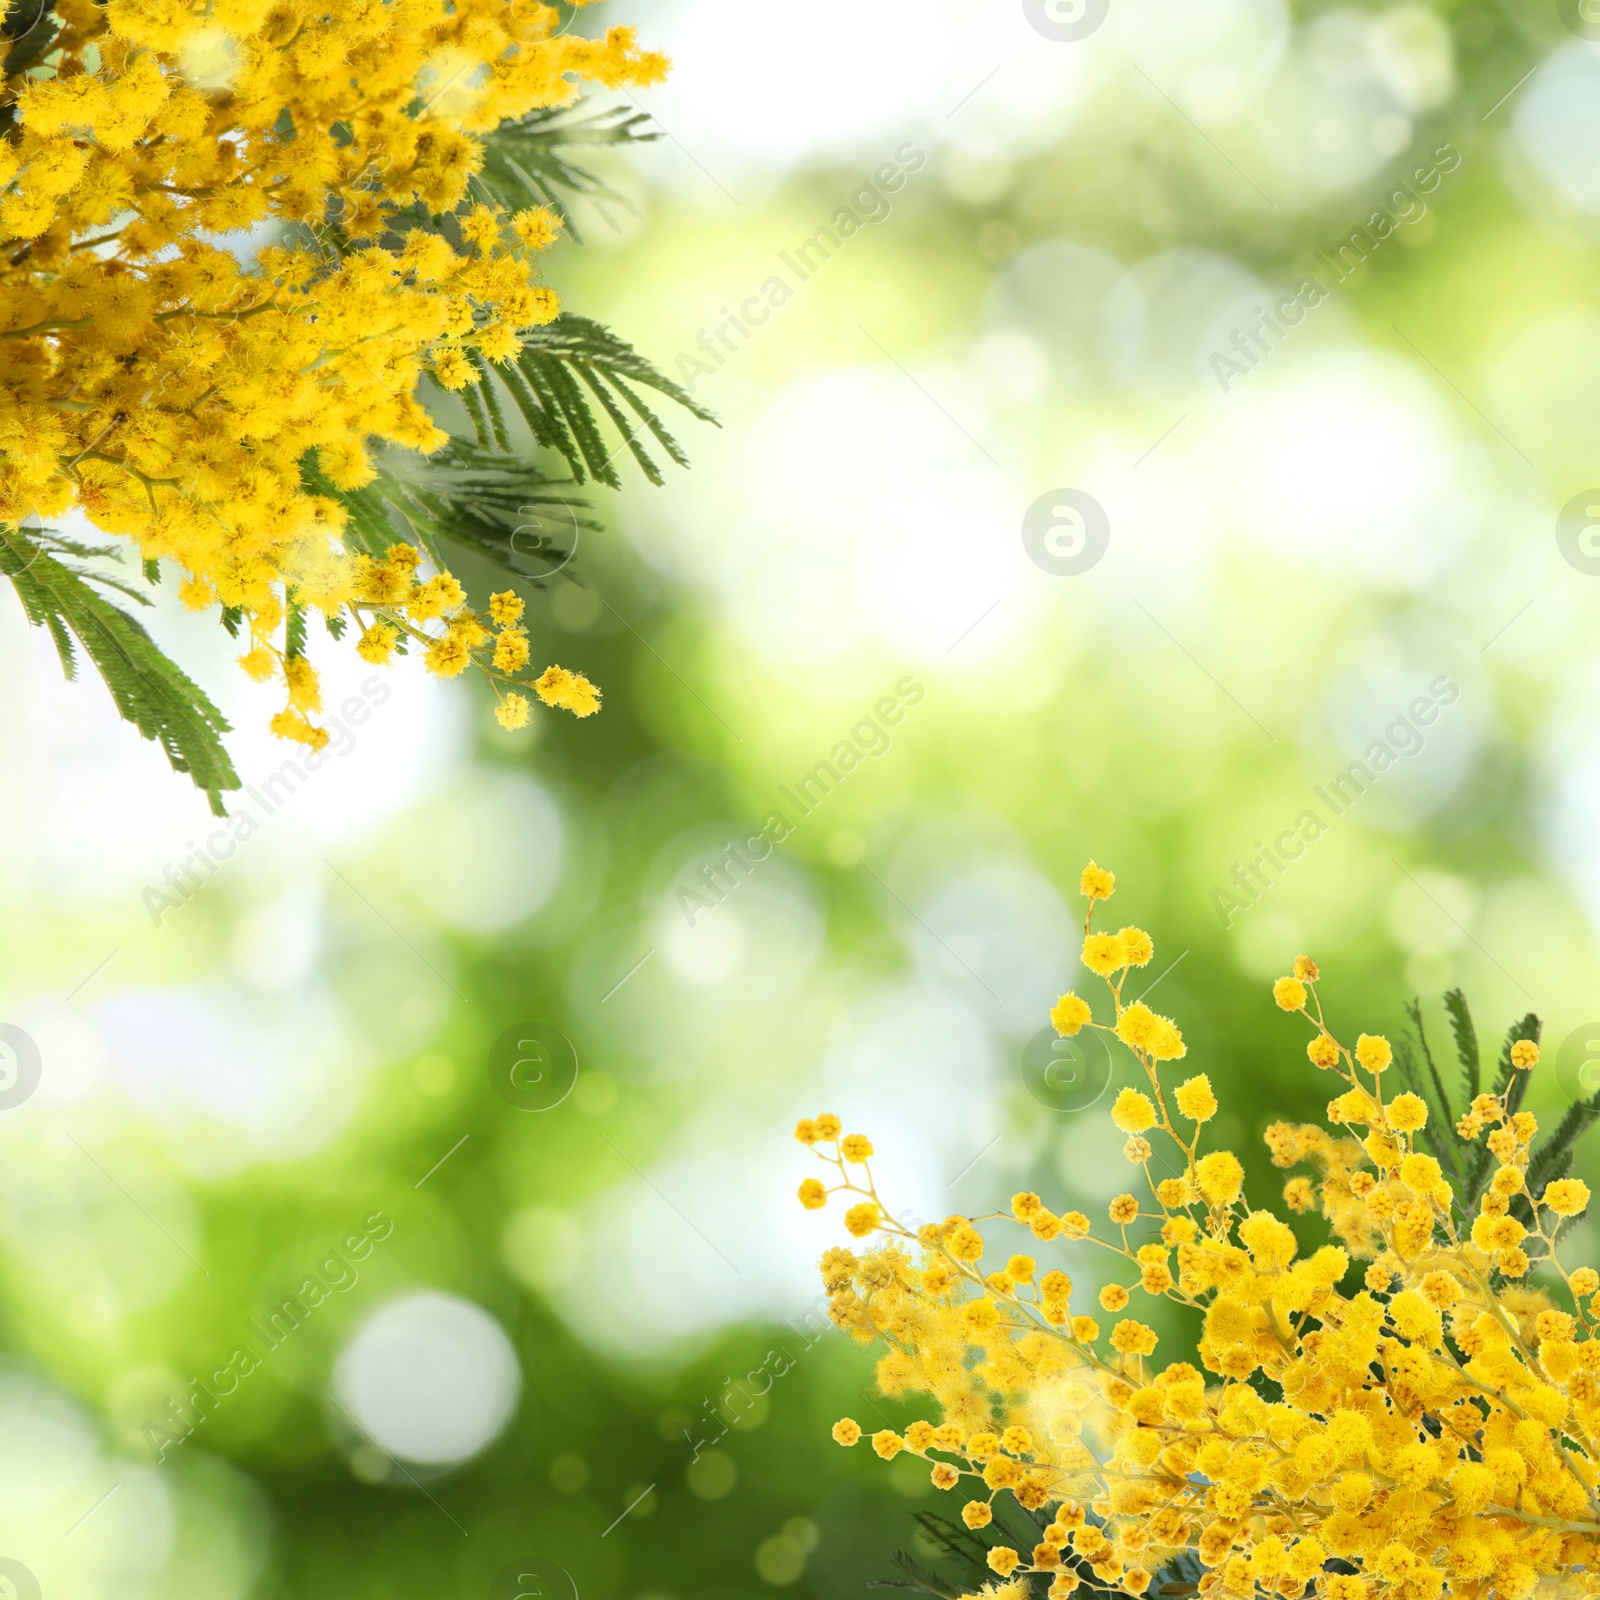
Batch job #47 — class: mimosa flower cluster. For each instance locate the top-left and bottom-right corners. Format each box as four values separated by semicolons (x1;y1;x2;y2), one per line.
0;0;660;742
797;863;1599;1600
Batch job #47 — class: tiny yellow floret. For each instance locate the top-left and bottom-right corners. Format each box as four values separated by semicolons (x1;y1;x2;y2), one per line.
1080;862;1115;900
1111;1088;1157;1134
1051;993;1092;1036
1174;1074;1217;1122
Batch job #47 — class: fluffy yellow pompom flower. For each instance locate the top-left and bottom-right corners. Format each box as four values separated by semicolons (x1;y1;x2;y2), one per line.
1174;1074;1217;1122
1116;1002;1186;1061
355;623;399;666
1307;1034;1340;1069
1080;861;1115;900
844;1202;880;1238
237;647;276;682
1119;927;1153;967
840;1134;874;1163
424;634;472;678
831;1419;861;1446
535;664;603;717
947;1224;984;1261
1273;977;1307;1010
1387;1092;1428;1132
0;0;657;749
494;692;531;730
512;206;564;251
560;675;602;717
491;625;531;673
798;1177;827;1210
1512;1040;1540;1070
1195;1150;1244;1206
793;878;1600;1600
489;591;525;626
1050;993;1092;1036
1081;932;1125;976
1355;1034;1393;1073
1111;1088;1157;1133
1543;1179;1591;1217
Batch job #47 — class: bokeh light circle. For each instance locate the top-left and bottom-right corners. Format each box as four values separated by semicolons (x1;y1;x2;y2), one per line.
335;1292;522;1465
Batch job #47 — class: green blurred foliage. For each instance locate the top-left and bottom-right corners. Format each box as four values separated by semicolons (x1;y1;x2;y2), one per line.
10;3;1600;1598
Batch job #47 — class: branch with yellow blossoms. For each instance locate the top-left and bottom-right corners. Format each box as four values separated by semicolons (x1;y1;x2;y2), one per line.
794;863;1600;1600
0;0;702;809
238;540;600;743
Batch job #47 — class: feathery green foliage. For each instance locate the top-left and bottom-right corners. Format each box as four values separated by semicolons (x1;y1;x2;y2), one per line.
871;1507;1201;1600
0;525;240;814
470;100;658;241
0;100;706;800
304;439;599;582
493;314;717;489
1396;991;1585;1228
0;0;58;129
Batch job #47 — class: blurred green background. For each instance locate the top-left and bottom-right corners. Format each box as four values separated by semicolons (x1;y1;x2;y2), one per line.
5;0;1600;1595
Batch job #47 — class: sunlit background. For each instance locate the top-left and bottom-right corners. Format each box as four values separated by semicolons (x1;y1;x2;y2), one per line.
4;0;1600;1595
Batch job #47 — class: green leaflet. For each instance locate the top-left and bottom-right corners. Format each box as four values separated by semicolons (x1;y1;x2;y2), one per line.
0;0;60;134
0;96;707;801
304;439;599;582
1444;988;1480;1103
471;102;659;242
1398;998;1466;1188
1400;993;1578;1226
506;313;716;490
874;1507;1200;1600
296;101;715;565
0;525;241;815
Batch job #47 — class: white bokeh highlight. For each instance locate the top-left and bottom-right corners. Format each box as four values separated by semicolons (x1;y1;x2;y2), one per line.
335;1292;522;1465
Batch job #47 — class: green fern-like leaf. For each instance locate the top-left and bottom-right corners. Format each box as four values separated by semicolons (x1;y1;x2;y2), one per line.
471;102;659;241
503;313;716;489
1;0;61;130
1399;1001;1467;1188
1444;988;1481;1104
1464;1011;1542;1207
284;596;309;659
871;1580;950;1598
0;525;240;814
1493;1012;1542;1100
907;1509;995;1579
306;439;598;582
1526;1093;1600;1202
880;1505;1138;1600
